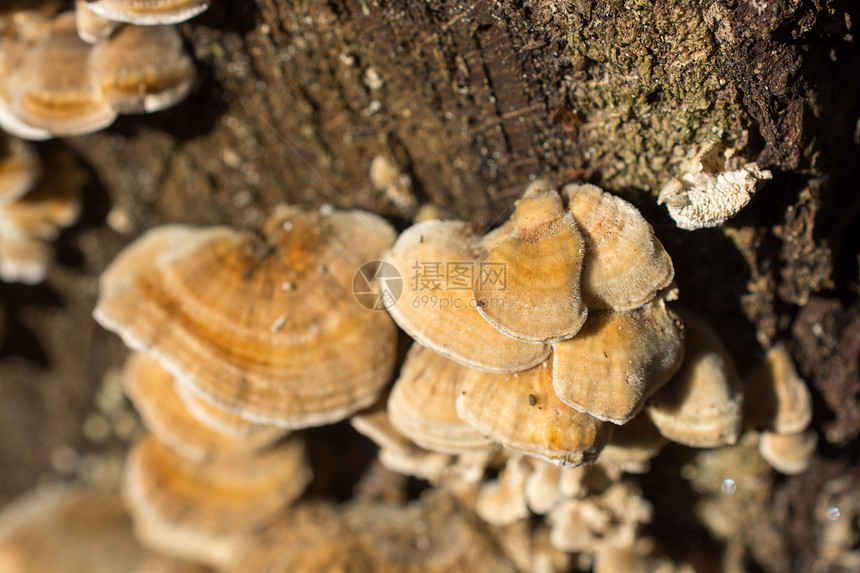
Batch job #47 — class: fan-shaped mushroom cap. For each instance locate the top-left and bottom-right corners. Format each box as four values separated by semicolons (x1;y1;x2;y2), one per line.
596;412;668;475
94;206;398;429
646;310;743;448
0;16;53;141
0;486;211;573
123;352;288;461
82;0;211;25
758;429;817;475
89;24;194;113
456;358;610;467
74;0;119;43
0;235;50;284
551;298;685;425
384;219;550;373
564;183;674;311
744;343;812;434
123;434;311;567
474;186;587;343
388;343;495;454
172;380;274;438
351;404;457;482
12;12;117;137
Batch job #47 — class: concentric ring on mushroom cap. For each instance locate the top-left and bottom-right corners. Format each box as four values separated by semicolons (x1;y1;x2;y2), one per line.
12;12;117;137
646;309;743;448
455;358;610;468
551;298;685;425
94;206;398;429
0;16;53;141
82;0;211;25
474;187;588;343
89;24;195;114
383;219;550;373
123;351;288;462
564;183;675;312
173;377;276;438
388;343;495;454
123;433;311;567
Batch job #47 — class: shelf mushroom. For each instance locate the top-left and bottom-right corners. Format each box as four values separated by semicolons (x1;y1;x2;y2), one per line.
123;433;311;568
94;205;399;429
123;351;288;462
646;310;744;448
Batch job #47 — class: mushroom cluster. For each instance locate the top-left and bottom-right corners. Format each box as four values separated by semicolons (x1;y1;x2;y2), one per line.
382;181;685;465
745;343;816;474
0;136;84;283
0;7;195;140
91;204;399;566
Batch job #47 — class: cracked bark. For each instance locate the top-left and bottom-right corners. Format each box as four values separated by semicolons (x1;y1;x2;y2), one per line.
0;0;859;571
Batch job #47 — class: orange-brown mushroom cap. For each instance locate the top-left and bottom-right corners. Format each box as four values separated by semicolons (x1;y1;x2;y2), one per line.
12;12;117;137
456;359;610;467
123;351;288;461
82;0;211;25
551;298;685;425
564;183;674;311
474;186;588;343
646;310;743;448
89;24;195;114
94;206;398;429
383;219;550;373
387;343;495;454
123;433;311;567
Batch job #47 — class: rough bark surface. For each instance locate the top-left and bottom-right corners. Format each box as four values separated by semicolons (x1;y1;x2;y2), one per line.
1;0;859;571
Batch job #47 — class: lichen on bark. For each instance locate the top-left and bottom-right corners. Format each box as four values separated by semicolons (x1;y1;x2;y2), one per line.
557;0;747;194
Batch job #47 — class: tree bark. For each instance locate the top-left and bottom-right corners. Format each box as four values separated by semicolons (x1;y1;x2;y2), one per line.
1;0;859;571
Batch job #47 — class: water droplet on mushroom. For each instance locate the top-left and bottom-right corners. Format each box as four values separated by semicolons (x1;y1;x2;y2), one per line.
720;478;736;495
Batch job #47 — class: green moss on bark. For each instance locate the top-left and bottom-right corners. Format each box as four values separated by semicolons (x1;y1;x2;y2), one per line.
560;0;746;194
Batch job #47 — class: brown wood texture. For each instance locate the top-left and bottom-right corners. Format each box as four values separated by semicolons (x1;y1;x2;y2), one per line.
1;0;859;571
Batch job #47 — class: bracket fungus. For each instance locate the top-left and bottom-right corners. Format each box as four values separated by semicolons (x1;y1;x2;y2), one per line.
383;218;550;373
0;146;84;283
658;142;772;230
94;205;398;429
123;352;288;462
646;310;743;448
0;9;195;139
758;429;818;475
564;183;674;311
474;185;588;343
387;343;496;454
124;433;311;568
744;342;813;435
455;359;611;468
80;0;211;26
89;24;195;114
551;298;685;425
10;12;117;138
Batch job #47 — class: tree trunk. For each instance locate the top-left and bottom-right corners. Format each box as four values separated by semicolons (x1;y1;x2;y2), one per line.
1;0;858;571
